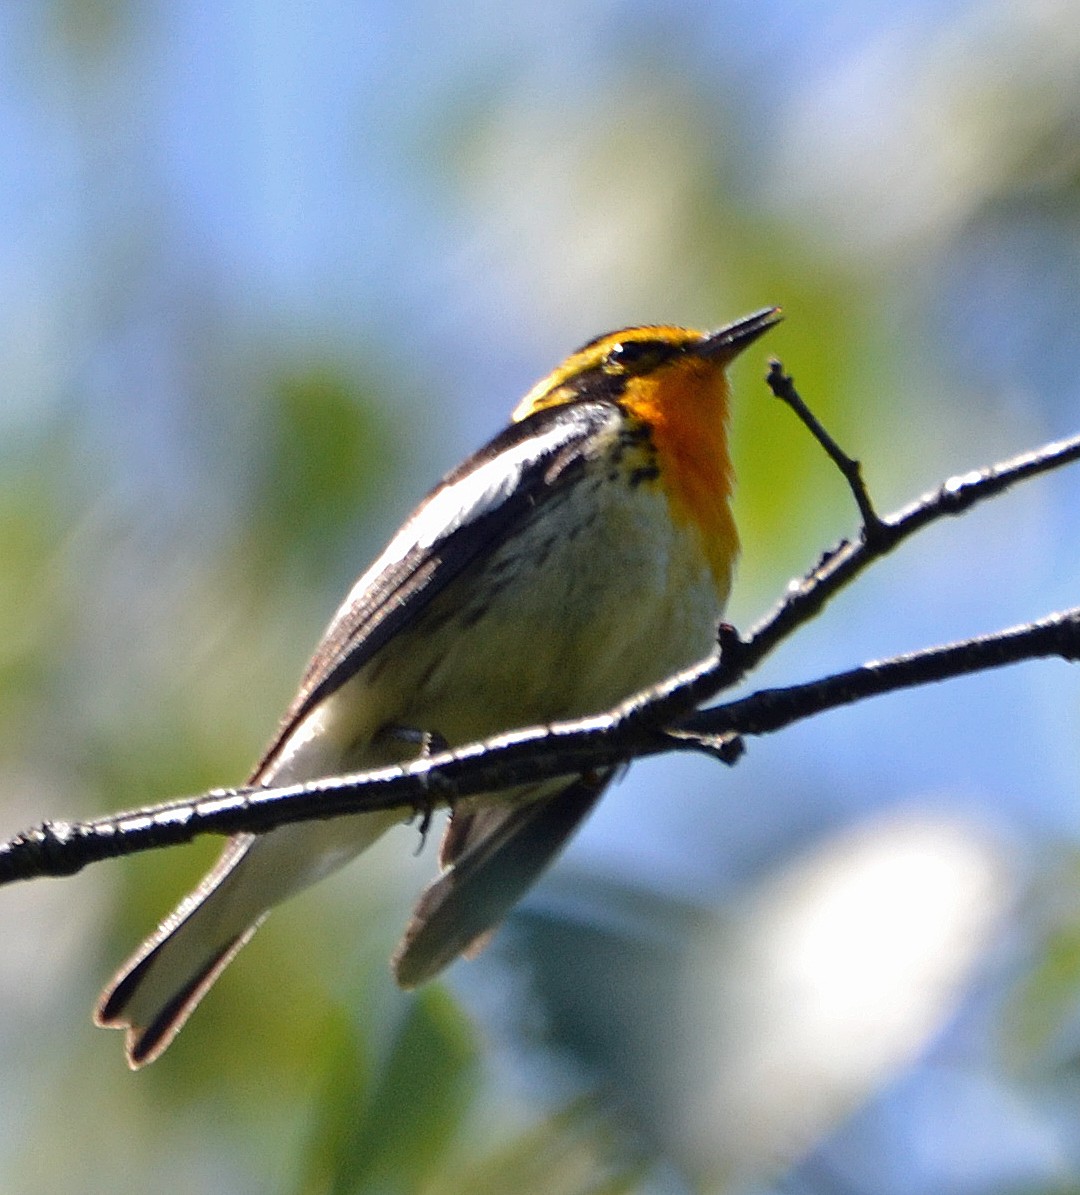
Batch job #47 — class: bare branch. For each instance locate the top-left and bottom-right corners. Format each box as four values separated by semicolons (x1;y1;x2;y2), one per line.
3;605;1078;886
680;606;1080;744
766;360;884;540
3;367;1080;886
726;417;1080;681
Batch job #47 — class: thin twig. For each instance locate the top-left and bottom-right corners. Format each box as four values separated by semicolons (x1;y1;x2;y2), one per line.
727;419;1080;681
680;605;1080;743
766;359;884;541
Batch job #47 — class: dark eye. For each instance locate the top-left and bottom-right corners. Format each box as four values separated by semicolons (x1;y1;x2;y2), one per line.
605;340;664;373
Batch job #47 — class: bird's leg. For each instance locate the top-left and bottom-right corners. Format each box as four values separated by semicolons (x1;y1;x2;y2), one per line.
374;723;453;851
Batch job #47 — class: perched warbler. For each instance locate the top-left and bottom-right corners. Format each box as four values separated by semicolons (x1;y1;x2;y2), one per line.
96;307;780;1067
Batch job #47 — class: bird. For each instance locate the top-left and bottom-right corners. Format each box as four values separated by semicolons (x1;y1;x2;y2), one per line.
95;307;781;1067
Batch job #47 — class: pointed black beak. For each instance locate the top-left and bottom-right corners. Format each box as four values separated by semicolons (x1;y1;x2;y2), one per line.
700;307;782;362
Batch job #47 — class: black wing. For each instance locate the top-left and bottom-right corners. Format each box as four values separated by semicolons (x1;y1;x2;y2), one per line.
250;400;620;781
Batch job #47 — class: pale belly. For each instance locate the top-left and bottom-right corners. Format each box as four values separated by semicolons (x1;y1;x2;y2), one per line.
287;471;729;772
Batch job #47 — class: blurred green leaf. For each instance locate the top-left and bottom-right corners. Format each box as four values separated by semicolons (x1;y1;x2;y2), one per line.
294;1004;374;1195
439;1101;642;1195
1007;850;1080;1070
251;365;396;575
298;986;478;1195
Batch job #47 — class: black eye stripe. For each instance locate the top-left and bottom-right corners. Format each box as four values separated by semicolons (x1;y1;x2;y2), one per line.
605;339;682;372
608;341;651;366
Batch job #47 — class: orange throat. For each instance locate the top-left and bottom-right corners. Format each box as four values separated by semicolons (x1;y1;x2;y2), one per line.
620;357;739;600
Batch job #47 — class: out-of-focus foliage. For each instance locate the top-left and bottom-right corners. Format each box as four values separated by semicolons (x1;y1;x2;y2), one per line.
298;987;477;1194
2;2;1080;1193
247;365;398;574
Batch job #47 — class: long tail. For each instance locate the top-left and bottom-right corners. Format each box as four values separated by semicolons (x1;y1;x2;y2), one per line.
393;773;609;987
95;810;399;1067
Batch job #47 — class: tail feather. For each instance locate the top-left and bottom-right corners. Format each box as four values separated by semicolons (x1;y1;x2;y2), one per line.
96;925;258;1068
95;832;265;1069
392;773;609;988
97;809;400;1067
